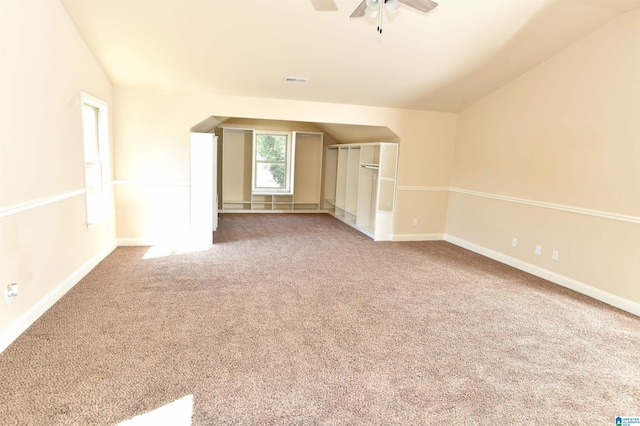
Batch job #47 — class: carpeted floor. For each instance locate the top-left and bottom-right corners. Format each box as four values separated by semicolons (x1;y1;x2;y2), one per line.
1;213;639;425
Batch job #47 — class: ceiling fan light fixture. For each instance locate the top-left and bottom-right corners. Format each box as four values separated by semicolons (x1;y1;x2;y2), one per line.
385;0;400;14
348;0;439;34
365;0;380;17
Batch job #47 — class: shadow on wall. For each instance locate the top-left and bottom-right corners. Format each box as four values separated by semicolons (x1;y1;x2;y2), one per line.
190;116;400;145
409;0;640;112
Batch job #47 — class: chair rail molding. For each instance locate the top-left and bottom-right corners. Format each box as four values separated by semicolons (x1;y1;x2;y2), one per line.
112;179;189;187
0;188;86;219
450;187;640;225
396;186;449;192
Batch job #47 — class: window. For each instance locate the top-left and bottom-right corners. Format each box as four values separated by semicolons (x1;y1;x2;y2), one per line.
80;92;111;226
252;131;294;194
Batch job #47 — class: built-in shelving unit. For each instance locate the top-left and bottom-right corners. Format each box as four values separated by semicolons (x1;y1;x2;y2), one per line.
323;142;398;241
221;128;324;212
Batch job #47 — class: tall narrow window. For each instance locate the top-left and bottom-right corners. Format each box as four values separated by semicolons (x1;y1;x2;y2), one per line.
252;131;294;194
80;93;110;226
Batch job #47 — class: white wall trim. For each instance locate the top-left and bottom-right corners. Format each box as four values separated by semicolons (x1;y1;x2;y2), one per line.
450;187;640;225
392;233;444;242
397;186;449;192
0;242;117;354
113;179;189;187
395;186;639;225
0;189;85;219
444;234;640;317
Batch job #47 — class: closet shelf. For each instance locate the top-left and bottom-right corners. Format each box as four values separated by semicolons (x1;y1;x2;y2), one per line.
323;142;398;241
360;163;380;170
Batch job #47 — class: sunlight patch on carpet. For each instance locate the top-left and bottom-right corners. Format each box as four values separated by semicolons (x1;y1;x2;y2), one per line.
118;394;193;425
143;241;212;259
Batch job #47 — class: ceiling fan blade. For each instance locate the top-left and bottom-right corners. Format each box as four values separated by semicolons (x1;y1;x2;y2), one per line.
310;0;338;12
397;0;438;13
350;0;367;18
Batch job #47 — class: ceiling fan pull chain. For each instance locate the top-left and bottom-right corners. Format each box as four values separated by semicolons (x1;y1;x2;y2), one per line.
378;0;384;33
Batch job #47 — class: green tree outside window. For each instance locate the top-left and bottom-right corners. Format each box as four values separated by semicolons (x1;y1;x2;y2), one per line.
256;134;288;188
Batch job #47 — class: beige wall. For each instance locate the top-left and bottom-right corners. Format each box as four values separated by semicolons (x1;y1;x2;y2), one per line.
446;9;640;306
113;86;458;241
0;0;115;345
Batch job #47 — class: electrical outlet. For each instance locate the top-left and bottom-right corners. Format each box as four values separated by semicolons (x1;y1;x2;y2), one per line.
535;244;541;255
552;250;559;261
413;218;419;226
6;283;18;305
511;237;517;247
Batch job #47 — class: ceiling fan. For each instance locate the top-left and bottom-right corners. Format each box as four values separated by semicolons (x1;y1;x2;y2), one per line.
311;0;439;34
350;0;439;33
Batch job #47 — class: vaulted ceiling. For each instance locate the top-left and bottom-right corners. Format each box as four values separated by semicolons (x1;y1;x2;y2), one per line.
61;0;640;112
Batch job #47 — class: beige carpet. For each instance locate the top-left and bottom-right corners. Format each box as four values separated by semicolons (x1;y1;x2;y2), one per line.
1;213;639;425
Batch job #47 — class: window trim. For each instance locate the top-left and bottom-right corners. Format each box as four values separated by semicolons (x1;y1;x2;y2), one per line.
80;92;111;227
251;130;295;195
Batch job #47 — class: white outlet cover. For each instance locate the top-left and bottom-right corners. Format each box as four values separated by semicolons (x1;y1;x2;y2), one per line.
552;250;559;261
511;238;517;247
535;245;541;255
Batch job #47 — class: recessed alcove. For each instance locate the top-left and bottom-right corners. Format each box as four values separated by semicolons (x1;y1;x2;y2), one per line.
189;116;401;240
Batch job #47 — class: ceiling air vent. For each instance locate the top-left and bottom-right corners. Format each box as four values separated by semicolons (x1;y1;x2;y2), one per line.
284;76;309;84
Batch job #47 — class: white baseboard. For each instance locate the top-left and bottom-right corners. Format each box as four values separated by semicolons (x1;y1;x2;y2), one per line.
0;242;117;354
444;234;640;317
392;233;444;242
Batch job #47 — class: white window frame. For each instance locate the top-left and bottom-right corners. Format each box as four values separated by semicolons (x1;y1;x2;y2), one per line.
251;130;295;195
80;92;111;226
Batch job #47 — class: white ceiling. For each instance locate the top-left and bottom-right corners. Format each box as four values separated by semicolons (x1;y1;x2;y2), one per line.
61;0;640;112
